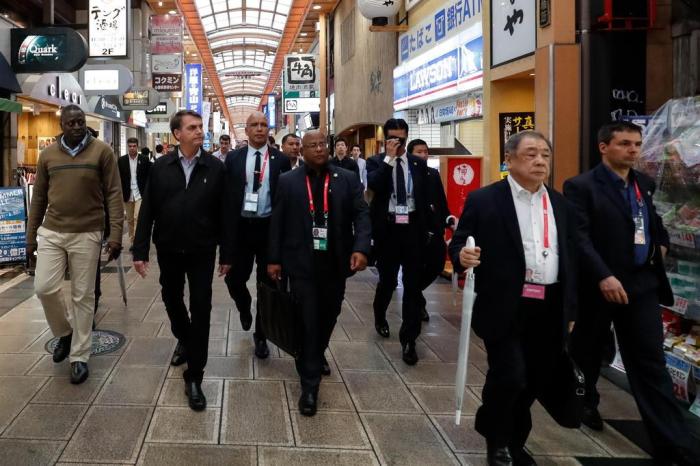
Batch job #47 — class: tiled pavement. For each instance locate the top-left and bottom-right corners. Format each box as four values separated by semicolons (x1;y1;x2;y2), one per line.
0;256;655;465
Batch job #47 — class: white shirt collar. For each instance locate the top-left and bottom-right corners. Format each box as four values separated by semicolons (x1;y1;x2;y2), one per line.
178;147;200;161
507;175;546;198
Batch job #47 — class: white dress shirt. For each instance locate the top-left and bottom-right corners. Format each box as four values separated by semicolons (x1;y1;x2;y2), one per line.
242;144;272;218
383;153;415;213
507;175;559;285
128;155;141;202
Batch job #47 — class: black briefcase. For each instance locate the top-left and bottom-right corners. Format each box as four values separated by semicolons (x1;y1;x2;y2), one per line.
257;281;301;359
538;350;586;428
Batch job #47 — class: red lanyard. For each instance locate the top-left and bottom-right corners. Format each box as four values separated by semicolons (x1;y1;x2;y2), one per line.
257;151;269;185
305;173;330;222
542;193;550;249
632;181;643;207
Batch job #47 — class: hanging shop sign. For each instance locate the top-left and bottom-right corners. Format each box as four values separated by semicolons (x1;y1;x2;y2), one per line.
539;0;551;27
185;64;202;115
284;55;319;91
393;33;483;111
19;73;88;111
268;95;276;129
130;110;147;127
145;102;168;115
11;27;88;73
498;112;535;163
399;0;482;64
213;111;221;135
90;95;125;121
80;64;133;95
149;14;183;36
415;91;483;125
490;0;536;67
150;35;182;54
152;73;182;92
152;54;183;74
446;157;481;219
0;188;27;264
88;0;129;58
120;87;161;110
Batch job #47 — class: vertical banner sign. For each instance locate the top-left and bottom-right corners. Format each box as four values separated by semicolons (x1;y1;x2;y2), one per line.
150;14;183;92
283;55;320;113
213;111;221;135
268;95;276;129
0;188;27;264
89;0;128;57
185;64;202;115
498;112;535;163
446;157;481;219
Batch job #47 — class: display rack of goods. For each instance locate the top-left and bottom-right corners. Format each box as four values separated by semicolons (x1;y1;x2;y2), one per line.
637;97;700;417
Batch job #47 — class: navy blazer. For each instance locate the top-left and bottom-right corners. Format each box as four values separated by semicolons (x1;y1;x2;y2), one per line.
563;163;673;305
224;145;291;245
268;164;371;280
448;178;578;343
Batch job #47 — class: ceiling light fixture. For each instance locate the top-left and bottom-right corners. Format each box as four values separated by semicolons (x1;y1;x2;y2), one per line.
158;1;163;6
312;5;321;10
301;32;308;37
168;9;177;14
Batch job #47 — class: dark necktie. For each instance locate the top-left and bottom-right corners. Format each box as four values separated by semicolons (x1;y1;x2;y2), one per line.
396;158;407;205
252;151;261;192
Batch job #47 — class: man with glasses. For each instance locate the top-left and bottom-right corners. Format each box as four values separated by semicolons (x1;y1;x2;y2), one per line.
224;112;291;358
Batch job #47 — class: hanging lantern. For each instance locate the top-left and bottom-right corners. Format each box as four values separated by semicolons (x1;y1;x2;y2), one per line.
357;0;400;26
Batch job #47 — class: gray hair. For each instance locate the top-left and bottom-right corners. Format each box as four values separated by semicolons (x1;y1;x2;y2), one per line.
504;130;553;157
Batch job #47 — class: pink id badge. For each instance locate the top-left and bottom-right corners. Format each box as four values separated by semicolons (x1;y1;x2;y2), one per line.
522;283;546;300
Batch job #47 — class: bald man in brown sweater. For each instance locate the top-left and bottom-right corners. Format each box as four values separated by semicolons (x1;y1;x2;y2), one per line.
27;105;124;384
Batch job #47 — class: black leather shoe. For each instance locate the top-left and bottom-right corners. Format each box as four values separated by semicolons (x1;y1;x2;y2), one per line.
298;391;317;417
70;362;89;384
375;321;390;338
402;342;418;366
185;381;207;411
581;406;604;431
421;308;430;322
53;333;72;363
487;445;513;466
171;342;187;366
240;310;253;331
321;355;331;376
254;338;270;359
510;447;536;466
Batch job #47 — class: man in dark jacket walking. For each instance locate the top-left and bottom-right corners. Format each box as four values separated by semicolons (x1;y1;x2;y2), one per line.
133;110;232;411
118;137;151;245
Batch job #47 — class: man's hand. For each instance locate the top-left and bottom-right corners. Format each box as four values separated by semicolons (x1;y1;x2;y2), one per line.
568;321;576;333
385;138;402;158
599;276;628;305
134;260;149;278
661;245;668;260
26;244;37;265
218;264;231;277
267;264;282;281
459;246;481;269
106;242;122;261
350;252;368;272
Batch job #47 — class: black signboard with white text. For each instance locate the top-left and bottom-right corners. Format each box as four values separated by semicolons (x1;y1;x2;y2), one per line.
11;27;88;73
499;112;535;163
152;73;182;92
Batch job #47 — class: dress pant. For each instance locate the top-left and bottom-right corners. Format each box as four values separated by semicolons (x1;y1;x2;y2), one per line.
291;252;346;394
157;249;216;383
475;284;562;449
34;226;102;363
224;217;272;341
373;215;423;344
124;199;141;243
571;268;693;457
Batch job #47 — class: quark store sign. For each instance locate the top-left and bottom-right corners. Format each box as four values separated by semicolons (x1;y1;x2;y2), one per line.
11;27;88;73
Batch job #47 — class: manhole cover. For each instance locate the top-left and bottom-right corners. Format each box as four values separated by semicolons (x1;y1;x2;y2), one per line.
45;329;125;356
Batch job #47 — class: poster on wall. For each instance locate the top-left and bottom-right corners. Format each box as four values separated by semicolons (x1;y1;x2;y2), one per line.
446;157;481;219
0;188;27;264
498;112;535;163
88;0;128;58
490;0;536;67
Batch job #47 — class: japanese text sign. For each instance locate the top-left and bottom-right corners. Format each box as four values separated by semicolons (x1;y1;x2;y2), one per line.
89;0;128;57
498;112;535;162
185;64;202;115
491;0;536;67
284;55;318;92
0;188;26;264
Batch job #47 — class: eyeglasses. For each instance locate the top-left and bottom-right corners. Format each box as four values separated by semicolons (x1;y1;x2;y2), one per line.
303;142;327;149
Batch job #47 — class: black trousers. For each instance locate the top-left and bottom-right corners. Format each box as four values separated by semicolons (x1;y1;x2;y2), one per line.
571;276;693;457
476;284;562;448
373;219;424;345
224;218;273;340
291;253;346;394
157;249;216;383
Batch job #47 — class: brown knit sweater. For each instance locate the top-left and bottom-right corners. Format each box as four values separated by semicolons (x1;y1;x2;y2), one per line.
27;133;124;246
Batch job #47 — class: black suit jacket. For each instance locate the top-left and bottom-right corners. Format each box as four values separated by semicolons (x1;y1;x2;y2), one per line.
366;153;435;248
563;163;673;305
448;178;578;342
224;146;291;245
133;147;232;264
268;164;371;280
426;167;450;230
118;154;152;202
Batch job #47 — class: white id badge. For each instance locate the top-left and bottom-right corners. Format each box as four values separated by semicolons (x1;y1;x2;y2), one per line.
407;197;416;211
312;227;328;251
395;205;409;224
634;213;646;245
244;192;259;213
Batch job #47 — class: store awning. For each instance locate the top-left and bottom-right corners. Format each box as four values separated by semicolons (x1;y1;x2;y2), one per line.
0;54;21;94
0;98;21;113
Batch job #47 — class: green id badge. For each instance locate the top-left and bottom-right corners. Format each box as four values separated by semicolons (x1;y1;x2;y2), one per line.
313;227;328;251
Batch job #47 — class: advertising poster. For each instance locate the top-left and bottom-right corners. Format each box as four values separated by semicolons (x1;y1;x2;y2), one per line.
0;188;27;264
446;157;481;219
499;112;535;163
665;352;692;403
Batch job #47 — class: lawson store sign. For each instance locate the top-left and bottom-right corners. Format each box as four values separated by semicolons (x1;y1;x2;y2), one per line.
393;32;482;112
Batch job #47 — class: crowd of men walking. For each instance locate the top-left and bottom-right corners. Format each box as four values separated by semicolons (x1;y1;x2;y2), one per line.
25;105;700;466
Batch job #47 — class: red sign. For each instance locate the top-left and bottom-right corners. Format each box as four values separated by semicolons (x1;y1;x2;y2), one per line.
151;36;182;54
149;15;182;36
446;157;482;219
